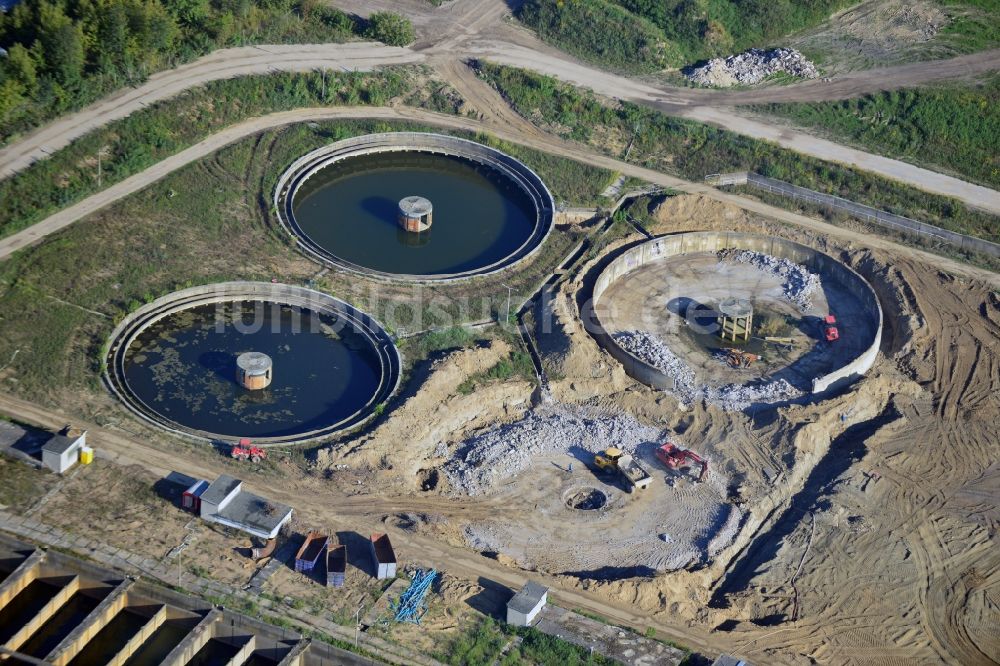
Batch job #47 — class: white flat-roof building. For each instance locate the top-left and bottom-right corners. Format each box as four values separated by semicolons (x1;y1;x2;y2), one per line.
196;474;292;540
41;428;86;474
506;581;548;627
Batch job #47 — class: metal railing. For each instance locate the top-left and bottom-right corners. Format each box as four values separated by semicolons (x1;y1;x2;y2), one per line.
706;171;1000;258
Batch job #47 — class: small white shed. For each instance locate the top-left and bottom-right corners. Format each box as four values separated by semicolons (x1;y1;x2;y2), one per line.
41;429;86;474
506;581;548;627
712;656;750;666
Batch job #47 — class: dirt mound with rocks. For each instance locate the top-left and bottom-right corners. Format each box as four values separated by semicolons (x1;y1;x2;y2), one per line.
613;331;803;410
684;47;819;87
717;248;822;310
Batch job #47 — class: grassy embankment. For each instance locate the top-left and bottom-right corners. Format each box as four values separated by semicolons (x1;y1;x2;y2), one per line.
515;0;854;72
749;75;1000;189
0;113;612;406
936;0;1000;53
476;61;1000;251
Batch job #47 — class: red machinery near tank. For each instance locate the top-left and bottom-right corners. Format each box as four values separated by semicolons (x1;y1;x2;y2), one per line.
656;442;708;482
231;438;266;463
823;314;840;342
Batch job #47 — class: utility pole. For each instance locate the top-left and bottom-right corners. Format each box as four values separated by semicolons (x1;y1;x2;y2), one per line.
354;605;362;647
501;283;513;325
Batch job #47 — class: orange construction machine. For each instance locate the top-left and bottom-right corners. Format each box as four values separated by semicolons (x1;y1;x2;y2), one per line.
656;442;708;482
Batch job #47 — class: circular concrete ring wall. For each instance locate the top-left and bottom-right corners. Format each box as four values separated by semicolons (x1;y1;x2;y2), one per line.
588;232;882;395
104;282;402;445
274;132;555;282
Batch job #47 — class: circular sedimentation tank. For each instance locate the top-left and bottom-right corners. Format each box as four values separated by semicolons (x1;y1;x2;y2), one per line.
588;232;883;398
274;132;554;280
104;283;401;444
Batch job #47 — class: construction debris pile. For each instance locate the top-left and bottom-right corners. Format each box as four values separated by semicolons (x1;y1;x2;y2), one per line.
614;331;696;394
444;404;663;496
684;47;819;87
614;331;803;409
718;249;822;310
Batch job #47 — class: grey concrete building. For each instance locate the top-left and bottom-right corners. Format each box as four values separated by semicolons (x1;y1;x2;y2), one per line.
41;428;86;473
506;581;548;627
197;474;292;540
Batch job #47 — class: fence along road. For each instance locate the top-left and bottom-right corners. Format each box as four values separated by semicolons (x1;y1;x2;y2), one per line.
705;172;1000;259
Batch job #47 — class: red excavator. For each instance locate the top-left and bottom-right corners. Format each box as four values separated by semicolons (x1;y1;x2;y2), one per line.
231;438;266;463
823;314;840;342
656;442;708;482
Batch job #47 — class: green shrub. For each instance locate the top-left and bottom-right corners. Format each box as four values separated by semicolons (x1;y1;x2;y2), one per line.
517;0;681;72
364;11;415;46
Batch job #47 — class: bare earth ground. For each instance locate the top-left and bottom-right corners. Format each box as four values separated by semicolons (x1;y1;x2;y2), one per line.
1;191;996;662
0;0;997;660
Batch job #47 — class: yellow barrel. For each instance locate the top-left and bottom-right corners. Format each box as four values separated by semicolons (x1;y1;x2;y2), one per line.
79;446;94;465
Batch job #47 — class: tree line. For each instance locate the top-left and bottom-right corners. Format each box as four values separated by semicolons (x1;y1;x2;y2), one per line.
0;0;361;140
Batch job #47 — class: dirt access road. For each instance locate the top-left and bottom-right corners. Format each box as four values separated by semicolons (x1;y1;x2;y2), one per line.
2;102;997;292
0;0;998;210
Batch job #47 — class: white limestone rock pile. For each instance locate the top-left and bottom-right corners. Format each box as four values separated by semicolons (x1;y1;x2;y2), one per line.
718;248;821;310
684;47;819;87
444;404;662;496
613;331;696;394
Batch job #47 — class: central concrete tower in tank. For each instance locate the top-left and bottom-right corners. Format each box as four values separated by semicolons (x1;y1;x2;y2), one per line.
236;351;273;390
398;195;433;233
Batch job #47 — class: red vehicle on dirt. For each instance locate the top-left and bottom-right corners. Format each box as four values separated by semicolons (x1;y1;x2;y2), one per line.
656;442;708;482
231;438;266;463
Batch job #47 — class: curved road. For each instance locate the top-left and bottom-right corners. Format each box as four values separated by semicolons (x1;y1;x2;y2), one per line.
0;0;998;212
0;42;424;178
2;102;997;290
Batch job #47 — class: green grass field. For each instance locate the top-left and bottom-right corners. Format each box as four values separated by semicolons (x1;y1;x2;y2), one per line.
0;118;609;406
477;61;1000;245
751;76;1000;189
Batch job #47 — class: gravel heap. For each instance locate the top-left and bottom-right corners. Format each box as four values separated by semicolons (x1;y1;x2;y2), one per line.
444;404;663;496
614;330;803;409
684;47;819;87
718;249;821;310
707;378;801;411
613;331;696;394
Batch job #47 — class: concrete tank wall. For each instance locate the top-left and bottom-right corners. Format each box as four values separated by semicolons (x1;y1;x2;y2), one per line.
103;282;402;446
589;232;883;397
273;132;555;282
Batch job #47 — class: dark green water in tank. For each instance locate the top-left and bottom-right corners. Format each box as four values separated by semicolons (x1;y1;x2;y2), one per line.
292;151;538;275
122;301;383;439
